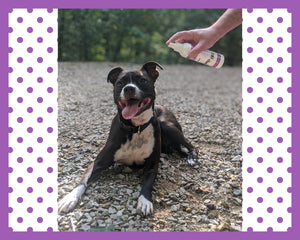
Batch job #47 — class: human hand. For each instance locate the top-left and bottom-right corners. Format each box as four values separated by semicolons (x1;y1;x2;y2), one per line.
166;27;220;59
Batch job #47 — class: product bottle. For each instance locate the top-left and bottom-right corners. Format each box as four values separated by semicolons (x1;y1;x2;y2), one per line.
168;42;224;69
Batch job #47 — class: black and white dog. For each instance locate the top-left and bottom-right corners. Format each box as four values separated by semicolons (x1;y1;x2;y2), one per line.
58;62;198;216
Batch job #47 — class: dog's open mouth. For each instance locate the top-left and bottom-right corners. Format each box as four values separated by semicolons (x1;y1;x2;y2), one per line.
118;98;151;120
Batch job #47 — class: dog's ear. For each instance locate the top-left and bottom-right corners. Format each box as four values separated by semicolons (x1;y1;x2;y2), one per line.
141;62;163;82
107;67;123;85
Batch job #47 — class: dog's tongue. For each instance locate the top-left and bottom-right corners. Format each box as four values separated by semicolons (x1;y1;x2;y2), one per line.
122;101;139;120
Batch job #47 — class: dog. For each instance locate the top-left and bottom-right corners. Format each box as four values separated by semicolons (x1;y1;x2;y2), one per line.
58;62;198;216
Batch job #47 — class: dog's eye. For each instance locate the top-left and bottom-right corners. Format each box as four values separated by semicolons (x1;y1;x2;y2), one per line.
116;81;123;87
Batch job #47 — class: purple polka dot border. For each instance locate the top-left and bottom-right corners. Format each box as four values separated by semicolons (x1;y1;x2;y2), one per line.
243;9;291;231
8;9;58;231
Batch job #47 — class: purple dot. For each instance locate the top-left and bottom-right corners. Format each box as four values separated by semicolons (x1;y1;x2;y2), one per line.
37;177;43;183
267;127;273;133
247;87;253;93
257;37;263;43
47;147;53;153
27;147;33;153
247;147;253;153
257;157;263;163
8;207;13;213
17;77;23;83
287;27;292;33
287;87;292;93
37;157;43;163
247;227;253;232
8;187;13;193
247;107;253;113
257;97;263;103
47;207;53;213
47;27;53;33
267;67;273;73
47;87;53;93
267;27;273;33
37;77;43;83
287;47;291;53
267;187;273;193
277;57;283;63
8;27;13;33
17;197;23;203
267;167;273;173
267;47;273;53
37;17;43;23
247;207;253;213
287;167;292;173
277;17;283;23
47;67;53;73
257;177;263;183
37;217;43;223
277;197;283;203
47;187;53;193
17;117;23;123
27;8;33;13
247;8;253;13
257;17;263;23
27;227;33;232
37;97;43;103
247;187;253;193
17;57;23;63
267;107;273;113
277;217;283;223
247;27;253;33
17;97;23;103
287;67;292;73
27;167;33;173
37;137;43;143
257;77;263;83
37;117;43;123
277;37;283;43
27;107;33;113
8;166;13;172
287;187;292;193
27;87;33;93
47;167;53;173
287;207;292;213
247;127;253;133
247;47;253;53
27;207;33;213
47;47;53;53
17;217;23;223
27;67;33;73
37;197;43;203
8;47;13;53
277;117;283;123
47;127;53;133
257;57;263;63
257;217;263;223
27;127;33;133
257;137;263;143
17;137;23;143
277;96;284;103
267;207;273;213
37;57;43;63
17;17;23;23
37;37;43;43
247;167;253;173
267;147;273;153
277;177;283;183
257;197;263;203
17;37;23;43
47;107;53;113
17;157;23;163
27;27;33;33
27;47;33;53
257;117;263;123
17;177;23;183
277;157;283;163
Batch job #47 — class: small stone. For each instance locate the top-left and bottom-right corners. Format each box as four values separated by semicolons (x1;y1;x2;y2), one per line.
171;205;180;212
108;207;117;214
233;189;242;196
123;167;133;173
208;210;219;219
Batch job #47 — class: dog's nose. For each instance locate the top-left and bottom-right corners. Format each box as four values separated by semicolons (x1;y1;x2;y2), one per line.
124;85;136;95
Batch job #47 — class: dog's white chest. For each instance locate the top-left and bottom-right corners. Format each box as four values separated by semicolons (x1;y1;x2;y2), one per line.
114;125;155;165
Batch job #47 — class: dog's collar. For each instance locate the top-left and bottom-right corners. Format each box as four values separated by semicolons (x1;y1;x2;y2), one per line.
119;116;155;134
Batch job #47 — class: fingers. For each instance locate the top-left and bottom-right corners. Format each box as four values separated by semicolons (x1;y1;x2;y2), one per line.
187;44;205;60
166;31;192;45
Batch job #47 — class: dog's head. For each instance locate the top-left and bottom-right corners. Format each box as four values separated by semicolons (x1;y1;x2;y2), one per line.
107;62;163;120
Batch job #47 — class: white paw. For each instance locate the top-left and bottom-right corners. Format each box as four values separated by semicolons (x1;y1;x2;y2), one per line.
58;184;85;213
137;195;153;216
187;155;198;166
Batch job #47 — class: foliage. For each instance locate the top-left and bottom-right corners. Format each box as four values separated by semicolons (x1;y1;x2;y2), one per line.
58;9;242;66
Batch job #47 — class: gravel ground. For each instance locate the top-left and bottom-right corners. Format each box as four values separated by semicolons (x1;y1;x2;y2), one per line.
58;62;242;232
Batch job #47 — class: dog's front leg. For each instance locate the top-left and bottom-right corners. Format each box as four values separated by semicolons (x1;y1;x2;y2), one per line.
58;145;115;213
137;148;160;216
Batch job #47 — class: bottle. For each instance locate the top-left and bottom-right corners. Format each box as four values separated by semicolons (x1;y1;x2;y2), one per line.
168;42;224;69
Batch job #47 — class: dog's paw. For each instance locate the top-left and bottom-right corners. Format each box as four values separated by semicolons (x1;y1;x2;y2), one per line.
58;185;85;213
137;195;153;216
187;153;199;166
